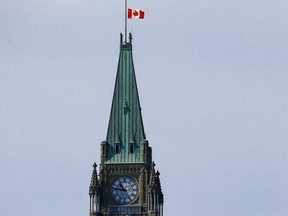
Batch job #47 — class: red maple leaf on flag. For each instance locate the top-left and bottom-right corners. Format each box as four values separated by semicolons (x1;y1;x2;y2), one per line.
128;8;145;19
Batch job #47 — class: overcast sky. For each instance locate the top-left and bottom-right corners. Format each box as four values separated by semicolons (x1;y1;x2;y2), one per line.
0;0;288;216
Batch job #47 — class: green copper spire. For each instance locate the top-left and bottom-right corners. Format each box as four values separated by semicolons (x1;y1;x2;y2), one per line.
105;33;146;163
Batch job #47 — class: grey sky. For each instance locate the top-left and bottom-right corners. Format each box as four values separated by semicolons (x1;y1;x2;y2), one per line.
0;0;287;216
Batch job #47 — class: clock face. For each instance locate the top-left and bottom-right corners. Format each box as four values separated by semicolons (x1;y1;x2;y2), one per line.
111;176;139;205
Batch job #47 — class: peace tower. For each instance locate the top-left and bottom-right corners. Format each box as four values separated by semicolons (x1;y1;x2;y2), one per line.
88;34;164;216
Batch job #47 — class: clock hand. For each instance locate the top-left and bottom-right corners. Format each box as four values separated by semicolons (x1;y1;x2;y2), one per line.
115;187;126;191
119;183;127;191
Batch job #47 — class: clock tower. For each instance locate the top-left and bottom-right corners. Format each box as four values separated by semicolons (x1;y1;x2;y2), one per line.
88;34;164;216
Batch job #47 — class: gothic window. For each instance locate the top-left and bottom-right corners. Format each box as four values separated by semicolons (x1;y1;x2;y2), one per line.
101;144;105;156
129;143;134;153
115;144;120;154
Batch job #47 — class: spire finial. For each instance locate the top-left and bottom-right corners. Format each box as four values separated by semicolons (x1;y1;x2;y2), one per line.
150;162;156;185
90;163;98;187
156;170;160;176
93;162;97;169
129;33;132;44
120;33;123;44
89;162;99;196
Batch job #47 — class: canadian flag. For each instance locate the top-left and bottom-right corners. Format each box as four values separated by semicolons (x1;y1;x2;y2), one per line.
128;8;145;19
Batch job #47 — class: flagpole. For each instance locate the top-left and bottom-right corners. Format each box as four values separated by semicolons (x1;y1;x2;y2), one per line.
125;0;127;43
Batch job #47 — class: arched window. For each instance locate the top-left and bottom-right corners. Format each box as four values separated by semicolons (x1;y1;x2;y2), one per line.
129;144;134;153
115;144;120;154
101;144;105;156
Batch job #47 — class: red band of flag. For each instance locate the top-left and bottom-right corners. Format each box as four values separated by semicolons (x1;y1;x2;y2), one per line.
128;8;145;19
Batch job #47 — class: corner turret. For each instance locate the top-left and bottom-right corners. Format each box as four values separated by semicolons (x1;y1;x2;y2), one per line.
89;163;101;216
